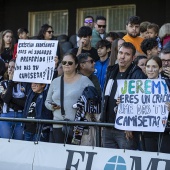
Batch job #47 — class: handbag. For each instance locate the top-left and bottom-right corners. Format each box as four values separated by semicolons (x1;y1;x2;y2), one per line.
60;75;74;137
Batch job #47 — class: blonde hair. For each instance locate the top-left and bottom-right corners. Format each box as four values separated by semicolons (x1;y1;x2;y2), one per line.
159;23;170;40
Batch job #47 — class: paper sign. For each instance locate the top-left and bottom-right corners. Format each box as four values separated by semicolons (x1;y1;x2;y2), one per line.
13;39;58;84
115;79;169;132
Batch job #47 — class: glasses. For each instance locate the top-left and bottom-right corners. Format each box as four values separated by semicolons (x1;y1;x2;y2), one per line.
162;59;170;64
84;20;93;24
97;24;106;28
62;61;74;66
46;31;54;34
82;59;94;64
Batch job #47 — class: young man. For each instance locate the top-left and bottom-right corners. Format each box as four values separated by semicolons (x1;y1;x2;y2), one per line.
141;38;159;58
91;16;107;48
101;42;147;149
94;39;111;91
23;83;53;142
13;28;29;59
123;16;144;55
71;26;99;61
77;53;101;97
84;16;94;29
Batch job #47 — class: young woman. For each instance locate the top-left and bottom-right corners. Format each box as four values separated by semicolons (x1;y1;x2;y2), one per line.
134;55;147;74
145;56;162;79
37;23;60;66
45;52;93;144
37;24;54;40
0;59;26;140
0;30;14;68
144;56;167;152
109;38;124;65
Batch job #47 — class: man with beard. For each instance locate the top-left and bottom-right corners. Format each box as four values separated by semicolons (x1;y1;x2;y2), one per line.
71;26;99;62
91;16;107;48
123;16;144;55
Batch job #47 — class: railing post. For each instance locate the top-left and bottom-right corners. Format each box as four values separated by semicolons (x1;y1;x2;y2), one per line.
96;126;101;147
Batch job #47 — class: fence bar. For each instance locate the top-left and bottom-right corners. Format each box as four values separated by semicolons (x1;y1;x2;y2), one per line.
0;117;169;150
0;117;170;130
0;117;115;128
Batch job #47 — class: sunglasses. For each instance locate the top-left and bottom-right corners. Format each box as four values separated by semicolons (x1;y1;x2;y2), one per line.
97;24;106;28
82;59;94;64
46;31;54;34
84;20;93;24
62;61;74;65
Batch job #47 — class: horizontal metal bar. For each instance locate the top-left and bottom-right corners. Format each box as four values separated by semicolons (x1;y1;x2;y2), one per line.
0;117;114;128
0;117;169;130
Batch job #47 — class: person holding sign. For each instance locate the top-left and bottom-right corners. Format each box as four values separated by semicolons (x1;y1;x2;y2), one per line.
23;83;53;142
0;59;26;140
36;23;60;59
45;52;93;144
101;42;147;149
143;56;170;152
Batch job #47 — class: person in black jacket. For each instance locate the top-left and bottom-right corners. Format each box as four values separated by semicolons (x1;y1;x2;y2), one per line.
23;83;53;142
101;42;147;149
0;59;26;140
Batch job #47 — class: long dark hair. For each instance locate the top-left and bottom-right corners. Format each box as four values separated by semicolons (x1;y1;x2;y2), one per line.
109;38;124;66
0;30;14;55
146;56;162;68
37;24;53;40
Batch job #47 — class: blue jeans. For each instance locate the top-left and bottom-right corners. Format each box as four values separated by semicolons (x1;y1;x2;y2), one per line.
0;111;24;140
102;127;137;149
24;130;50;142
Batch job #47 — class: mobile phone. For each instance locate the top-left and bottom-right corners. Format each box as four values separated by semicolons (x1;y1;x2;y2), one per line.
48;102;58;106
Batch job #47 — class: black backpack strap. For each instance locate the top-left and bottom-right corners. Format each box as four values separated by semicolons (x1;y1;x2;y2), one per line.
60;75;65;117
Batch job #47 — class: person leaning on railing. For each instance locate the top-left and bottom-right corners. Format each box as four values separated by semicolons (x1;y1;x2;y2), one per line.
0;59;26;140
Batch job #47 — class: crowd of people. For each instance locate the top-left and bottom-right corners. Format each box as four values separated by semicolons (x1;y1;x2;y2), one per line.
0;15;170;154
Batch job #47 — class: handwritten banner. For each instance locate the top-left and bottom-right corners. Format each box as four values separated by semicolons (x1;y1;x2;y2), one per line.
115;79;170;132
13;39;58;84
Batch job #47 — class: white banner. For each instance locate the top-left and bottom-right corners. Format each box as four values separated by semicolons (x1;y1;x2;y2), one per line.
0;139;169;170
13;39;58;84
0;139;35;170
115;79;169;132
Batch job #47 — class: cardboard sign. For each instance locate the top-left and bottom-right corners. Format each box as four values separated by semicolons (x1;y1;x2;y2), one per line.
115;79;170;132
13;39;58;84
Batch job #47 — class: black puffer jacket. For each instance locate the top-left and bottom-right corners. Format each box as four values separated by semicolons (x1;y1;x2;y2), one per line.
1;80;26;112
100;63;147;123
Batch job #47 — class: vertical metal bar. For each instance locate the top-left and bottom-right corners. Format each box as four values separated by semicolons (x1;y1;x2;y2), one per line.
96;126;101;147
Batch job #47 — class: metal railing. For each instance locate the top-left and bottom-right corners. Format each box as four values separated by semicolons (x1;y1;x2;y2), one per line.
0;117;115;147
0;117;169;149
